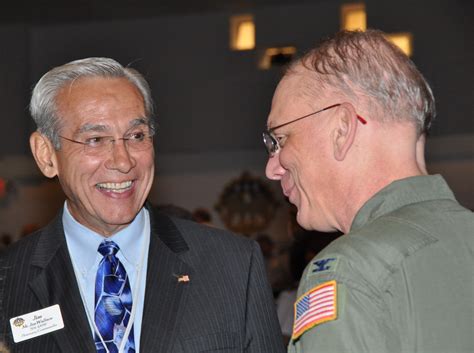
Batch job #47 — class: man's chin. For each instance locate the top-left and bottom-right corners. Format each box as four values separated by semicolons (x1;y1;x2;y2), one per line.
295;210;310;229
93;210;140;233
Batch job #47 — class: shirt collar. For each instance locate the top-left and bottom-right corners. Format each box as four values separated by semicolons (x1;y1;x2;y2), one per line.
350;174;456;233
63;202;147;270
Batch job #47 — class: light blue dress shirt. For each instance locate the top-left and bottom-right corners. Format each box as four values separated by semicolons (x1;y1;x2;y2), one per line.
63;202;150;352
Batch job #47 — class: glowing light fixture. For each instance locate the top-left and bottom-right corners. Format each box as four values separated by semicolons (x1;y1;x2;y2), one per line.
230;15;255;50
339;3;413;56
341;3;366;31
386;33;413;57
259;46;296;70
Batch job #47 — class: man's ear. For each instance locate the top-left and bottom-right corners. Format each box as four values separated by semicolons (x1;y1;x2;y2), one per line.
332;103;358;161
29;131;58;178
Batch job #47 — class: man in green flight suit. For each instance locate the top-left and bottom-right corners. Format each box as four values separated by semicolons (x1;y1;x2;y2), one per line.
262;29;473;353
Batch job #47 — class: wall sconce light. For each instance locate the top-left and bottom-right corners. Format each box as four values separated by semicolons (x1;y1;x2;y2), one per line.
230;14;255;51
341;3;366;31
340;3;413;56
386;32;413;57
259;46;296;70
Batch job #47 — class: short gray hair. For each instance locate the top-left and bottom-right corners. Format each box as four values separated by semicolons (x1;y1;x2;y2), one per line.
288;29;435;135
30;57;155;149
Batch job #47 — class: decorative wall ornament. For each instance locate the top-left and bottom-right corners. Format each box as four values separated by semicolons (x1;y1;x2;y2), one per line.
215;171;279;234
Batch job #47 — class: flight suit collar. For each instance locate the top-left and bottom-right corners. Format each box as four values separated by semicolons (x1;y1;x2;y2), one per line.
350;174;456;233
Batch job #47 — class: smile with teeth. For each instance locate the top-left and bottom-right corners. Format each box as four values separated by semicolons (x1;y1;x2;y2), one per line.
96;180;133;193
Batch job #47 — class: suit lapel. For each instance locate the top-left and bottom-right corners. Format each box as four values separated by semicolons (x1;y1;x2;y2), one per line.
140;209;193;353
28;214;95;353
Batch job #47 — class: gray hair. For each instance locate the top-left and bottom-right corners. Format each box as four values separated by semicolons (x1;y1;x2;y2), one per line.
30;57;155;149
288;29;435;135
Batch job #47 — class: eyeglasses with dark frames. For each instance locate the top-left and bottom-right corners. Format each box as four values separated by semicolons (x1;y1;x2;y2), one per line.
262;103;367;157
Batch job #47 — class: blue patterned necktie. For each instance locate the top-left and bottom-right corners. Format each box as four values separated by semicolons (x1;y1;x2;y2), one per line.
94;241;135;353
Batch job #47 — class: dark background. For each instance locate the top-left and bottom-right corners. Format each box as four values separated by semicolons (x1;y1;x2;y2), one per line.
1;0;473;157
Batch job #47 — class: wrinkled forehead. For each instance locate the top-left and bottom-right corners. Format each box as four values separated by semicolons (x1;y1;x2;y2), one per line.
57;76;144;105
55;76;148;132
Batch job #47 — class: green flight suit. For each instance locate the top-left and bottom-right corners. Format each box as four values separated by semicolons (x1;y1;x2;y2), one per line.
289;175;474;353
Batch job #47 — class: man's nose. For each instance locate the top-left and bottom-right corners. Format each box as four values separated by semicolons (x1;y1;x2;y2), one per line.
265;154;285;180
104;140;136;173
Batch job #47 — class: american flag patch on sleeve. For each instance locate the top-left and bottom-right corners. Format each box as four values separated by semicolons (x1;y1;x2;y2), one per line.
292;280;337;340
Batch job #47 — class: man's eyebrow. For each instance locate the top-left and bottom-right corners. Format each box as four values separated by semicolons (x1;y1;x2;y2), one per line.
75;117;151;136
267;121;284;132
129;117;150;127
77;124;108;134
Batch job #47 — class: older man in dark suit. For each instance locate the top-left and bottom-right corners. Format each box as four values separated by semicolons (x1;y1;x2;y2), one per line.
0;58;285;353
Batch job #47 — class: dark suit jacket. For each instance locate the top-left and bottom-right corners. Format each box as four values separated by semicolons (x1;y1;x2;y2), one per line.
0;205;285;352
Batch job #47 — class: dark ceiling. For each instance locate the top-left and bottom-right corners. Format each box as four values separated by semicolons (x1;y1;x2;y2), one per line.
2;0;314;24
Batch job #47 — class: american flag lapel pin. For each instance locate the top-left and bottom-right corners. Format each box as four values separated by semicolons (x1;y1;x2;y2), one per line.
174;274;190;283
178;275;190;283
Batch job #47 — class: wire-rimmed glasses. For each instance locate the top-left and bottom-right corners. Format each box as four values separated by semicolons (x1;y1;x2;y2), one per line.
60;127;155;157
262;103;367;157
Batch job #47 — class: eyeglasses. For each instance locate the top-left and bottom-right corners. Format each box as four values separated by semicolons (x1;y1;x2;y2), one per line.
262;103;367;157
59;128;155;156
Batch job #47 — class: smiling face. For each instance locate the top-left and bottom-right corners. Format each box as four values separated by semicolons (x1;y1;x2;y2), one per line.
265;74;338;231
49;76;155;236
